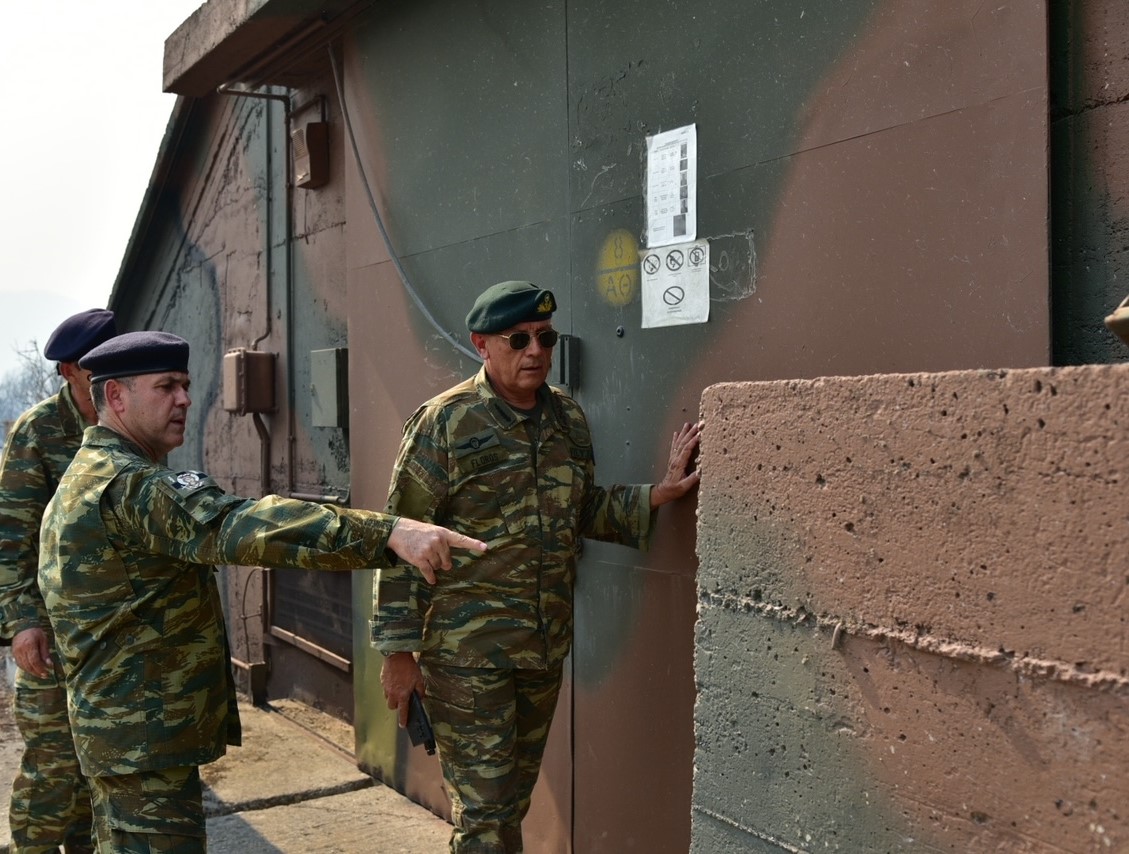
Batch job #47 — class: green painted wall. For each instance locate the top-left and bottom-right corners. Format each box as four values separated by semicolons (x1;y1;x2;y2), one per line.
1050;0;1129;365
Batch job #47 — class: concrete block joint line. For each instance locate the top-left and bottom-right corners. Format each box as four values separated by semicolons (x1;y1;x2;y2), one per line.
698;589;1129;695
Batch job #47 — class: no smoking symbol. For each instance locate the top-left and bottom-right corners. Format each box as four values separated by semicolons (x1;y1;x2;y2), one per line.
663;286;685;306
643;254;661;275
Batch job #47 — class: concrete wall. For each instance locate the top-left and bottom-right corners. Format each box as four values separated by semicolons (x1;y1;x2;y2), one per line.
694;364;1129;851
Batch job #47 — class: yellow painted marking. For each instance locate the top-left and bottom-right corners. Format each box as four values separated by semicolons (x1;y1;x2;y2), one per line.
595;228;640;307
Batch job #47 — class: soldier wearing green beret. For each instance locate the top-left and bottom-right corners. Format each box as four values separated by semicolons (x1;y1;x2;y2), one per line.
37;331;486;852
1;308;118;854
373;281;702;853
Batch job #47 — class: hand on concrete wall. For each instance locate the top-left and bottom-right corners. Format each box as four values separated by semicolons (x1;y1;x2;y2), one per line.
650;420;703;509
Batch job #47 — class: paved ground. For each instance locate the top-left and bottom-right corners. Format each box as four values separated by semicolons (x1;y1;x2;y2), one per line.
1;648;452;853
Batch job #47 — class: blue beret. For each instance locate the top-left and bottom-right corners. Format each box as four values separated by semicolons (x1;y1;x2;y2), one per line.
43;308;117;363
466;281;557;333
80;331;190;383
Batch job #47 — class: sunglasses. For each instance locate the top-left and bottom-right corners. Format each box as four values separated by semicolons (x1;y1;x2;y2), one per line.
496;329;560;350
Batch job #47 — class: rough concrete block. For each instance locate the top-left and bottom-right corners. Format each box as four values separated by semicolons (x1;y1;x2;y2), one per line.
694;608;924;852
695;365;1129;851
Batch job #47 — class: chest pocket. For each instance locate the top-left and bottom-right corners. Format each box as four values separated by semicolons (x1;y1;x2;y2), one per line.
453;430;504;473
452;431;532;537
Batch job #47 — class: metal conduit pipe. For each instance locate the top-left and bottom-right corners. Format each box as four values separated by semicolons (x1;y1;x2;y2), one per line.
215;84;295;695
216;84;293;499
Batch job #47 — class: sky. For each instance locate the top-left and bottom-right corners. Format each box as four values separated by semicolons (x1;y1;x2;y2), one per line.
0;1;204;378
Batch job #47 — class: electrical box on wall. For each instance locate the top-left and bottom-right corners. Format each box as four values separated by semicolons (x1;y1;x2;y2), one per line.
310;348;348;428
292;121;329;189
222;349;276;414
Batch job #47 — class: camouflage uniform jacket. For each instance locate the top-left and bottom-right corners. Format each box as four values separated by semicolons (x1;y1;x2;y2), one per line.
0;383;85;640
372;366;653;669
39;426;401;777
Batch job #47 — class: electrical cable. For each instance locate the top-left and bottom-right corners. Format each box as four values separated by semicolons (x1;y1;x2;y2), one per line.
328;45;481;363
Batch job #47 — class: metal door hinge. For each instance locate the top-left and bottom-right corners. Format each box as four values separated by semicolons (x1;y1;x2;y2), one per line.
556;334;580;396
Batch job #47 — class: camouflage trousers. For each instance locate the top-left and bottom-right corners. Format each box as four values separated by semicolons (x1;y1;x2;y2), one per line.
88;765;205;853
10;663;94;854
420;661;565;854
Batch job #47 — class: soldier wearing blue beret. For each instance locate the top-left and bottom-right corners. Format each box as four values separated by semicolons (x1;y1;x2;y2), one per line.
375;280;703;852
39;330;487;851
1;307;117;854
79;329;189;383
43;308;118;366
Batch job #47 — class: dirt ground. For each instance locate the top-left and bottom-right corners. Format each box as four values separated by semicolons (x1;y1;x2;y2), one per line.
0;647;453;853
0;649;360;815
1;648;24;830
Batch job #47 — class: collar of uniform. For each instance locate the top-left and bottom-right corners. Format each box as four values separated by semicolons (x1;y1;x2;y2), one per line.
81;424;151;461
472;365;565;430
57;382;88;436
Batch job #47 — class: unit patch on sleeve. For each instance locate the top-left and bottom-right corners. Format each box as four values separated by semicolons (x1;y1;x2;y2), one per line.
167;471;211;492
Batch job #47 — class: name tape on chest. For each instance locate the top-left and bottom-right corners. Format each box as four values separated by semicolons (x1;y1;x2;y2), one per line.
454;430;500;458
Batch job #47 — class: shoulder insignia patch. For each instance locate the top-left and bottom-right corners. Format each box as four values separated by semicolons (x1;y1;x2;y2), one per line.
170;471;208;490
567;426;593;449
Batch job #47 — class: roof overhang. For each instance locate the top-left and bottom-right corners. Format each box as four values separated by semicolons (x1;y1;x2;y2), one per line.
163;0;376;97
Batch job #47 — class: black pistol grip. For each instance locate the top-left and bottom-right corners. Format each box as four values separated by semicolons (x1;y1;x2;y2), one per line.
407;691;436;755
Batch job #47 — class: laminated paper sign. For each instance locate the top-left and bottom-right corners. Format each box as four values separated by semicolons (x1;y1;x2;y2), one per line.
645;124;697;248
640;240;710;328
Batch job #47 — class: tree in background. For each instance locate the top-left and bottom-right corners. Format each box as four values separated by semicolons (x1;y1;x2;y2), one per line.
0;342;61;442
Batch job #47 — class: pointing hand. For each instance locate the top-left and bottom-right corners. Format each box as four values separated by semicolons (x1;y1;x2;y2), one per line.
387;517;488;584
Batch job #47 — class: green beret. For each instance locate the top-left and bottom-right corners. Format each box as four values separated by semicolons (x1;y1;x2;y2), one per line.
466;281;557;333
80;331;190;383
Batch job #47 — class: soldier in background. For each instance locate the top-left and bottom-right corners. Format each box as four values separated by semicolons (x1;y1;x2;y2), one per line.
37;330;486;852
373;281;702;852
0;307;118;854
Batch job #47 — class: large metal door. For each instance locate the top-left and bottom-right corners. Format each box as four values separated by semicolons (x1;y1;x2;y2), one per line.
345;0;1049;851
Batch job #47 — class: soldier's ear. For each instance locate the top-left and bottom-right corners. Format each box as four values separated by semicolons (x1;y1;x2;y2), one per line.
470;333;490;360
59;361;80;383
104;378;129;414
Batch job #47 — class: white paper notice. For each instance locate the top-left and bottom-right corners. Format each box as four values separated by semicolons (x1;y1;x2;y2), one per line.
645;124;697;248
640;240;710;328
